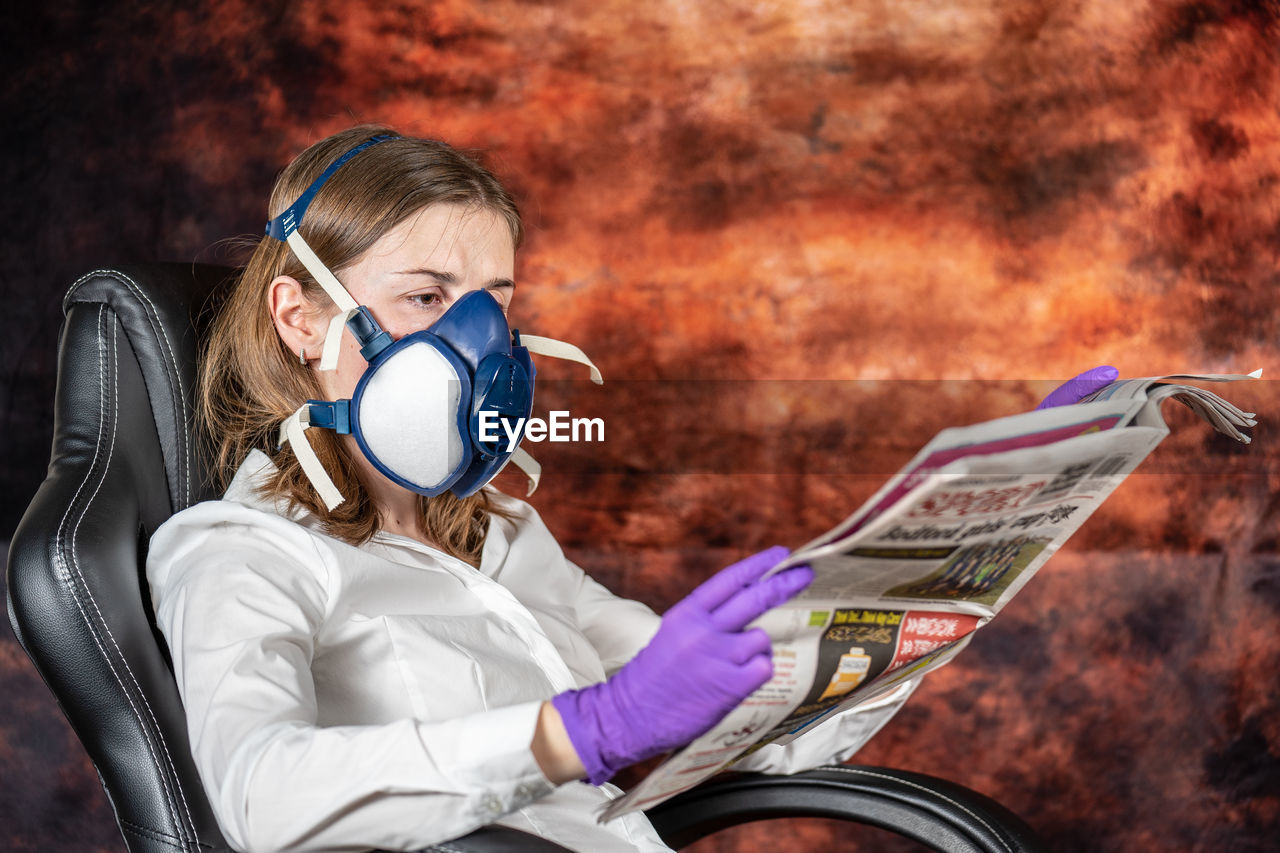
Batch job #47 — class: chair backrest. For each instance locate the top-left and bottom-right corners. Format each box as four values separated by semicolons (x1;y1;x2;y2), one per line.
7;265;237;853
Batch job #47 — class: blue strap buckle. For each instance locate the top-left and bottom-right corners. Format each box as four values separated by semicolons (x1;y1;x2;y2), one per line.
306;400;351;434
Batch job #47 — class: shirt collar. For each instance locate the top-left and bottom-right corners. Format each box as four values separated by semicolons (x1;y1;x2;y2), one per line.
224;449;322;527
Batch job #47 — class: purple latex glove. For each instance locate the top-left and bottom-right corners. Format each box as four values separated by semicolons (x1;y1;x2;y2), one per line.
552;546;812;785
1035;365;1119;410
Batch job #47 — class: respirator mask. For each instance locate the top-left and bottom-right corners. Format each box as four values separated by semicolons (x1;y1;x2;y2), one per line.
265;135;601;510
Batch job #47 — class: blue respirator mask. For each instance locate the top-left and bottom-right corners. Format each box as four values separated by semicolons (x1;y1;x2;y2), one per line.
266;135;601;510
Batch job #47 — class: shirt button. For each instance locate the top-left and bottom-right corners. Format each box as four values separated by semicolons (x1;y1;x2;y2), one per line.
484;795;503;815
516;783;532;798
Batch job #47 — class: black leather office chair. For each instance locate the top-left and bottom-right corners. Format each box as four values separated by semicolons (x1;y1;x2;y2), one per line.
6;265;1047;853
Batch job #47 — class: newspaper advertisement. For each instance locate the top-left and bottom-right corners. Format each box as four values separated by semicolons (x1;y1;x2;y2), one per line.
600;372;1259;820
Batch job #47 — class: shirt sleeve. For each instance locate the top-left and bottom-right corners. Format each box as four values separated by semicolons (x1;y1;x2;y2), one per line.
565;561;661;677
147;506;556;853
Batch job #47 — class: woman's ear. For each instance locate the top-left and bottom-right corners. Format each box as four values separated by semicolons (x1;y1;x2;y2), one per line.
269;275;326;364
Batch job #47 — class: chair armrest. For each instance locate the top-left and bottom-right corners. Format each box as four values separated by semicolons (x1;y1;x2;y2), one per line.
644;765;1048;853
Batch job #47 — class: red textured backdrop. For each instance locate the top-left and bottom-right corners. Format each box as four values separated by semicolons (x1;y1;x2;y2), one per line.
2;1;1278;851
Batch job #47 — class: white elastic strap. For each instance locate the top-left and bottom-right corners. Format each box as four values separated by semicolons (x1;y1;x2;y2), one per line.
319;307;360;372
519;335;604;384
287;229;361;372
509;447;542;496
279;404;345;510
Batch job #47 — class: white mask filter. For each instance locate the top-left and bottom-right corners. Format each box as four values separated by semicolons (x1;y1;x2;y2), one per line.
356;341;467;491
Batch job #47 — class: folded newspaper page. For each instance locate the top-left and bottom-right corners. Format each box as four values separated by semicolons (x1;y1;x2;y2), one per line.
600;372;1259;821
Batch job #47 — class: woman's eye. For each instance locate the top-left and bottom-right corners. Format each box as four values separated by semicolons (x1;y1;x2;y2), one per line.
486;285;513;308
410;292;442;307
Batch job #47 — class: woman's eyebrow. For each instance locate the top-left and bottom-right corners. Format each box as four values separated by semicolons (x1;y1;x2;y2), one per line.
394;268;455;282
392;269;513;289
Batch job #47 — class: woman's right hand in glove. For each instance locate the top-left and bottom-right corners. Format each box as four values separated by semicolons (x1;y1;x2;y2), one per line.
549;546;813;784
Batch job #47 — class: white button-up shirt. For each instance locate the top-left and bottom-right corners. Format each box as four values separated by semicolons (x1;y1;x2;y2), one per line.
147;451;916;853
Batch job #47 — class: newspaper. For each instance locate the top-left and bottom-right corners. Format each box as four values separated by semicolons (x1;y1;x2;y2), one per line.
600;371;1260;820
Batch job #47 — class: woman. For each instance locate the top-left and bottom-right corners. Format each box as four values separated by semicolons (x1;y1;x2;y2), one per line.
147;125;1112;852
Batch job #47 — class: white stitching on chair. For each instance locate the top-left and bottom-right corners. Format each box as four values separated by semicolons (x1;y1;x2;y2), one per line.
53;309;181;835
68;270;208;844
111;269;191;508
66;268;191;508
823;766;1014;853
83;312;201;842
54;308;195;846
120;818;189;846
64;271;205;840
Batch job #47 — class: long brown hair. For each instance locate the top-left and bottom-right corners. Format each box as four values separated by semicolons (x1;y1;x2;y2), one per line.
200;125;521;564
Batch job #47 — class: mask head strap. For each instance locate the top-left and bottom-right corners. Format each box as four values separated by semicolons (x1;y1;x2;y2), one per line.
266;134;397;241
264;134;398;369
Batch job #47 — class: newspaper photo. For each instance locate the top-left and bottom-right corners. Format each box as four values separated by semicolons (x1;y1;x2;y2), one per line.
601;371;1260;820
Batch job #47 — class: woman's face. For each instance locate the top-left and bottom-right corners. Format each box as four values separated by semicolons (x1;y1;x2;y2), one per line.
315;202;516;404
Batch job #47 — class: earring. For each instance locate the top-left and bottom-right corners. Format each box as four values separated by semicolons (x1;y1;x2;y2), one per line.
299;348;307;366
